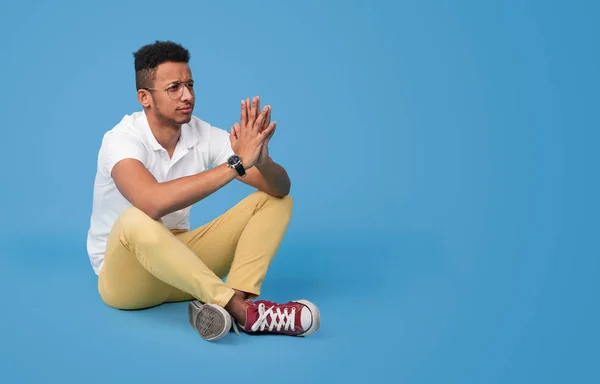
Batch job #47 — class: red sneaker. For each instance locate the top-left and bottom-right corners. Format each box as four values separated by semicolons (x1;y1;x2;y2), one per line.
238;299;320;336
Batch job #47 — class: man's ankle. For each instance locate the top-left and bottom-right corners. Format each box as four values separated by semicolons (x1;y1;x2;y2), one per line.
233;289;248;300
225;293;249;326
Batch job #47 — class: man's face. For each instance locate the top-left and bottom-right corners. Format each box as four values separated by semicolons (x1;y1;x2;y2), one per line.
145;61;195;127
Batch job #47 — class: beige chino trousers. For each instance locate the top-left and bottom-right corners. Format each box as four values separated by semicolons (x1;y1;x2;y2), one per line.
97;191;293;310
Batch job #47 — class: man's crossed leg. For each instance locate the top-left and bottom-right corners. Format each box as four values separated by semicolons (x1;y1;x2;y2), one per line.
97;190;320;341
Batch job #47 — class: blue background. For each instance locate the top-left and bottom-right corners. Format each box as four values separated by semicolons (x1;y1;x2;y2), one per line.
0;0;598;383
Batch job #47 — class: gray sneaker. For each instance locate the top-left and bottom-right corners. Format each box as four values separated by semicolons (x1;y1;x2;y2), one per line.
188;300;234;341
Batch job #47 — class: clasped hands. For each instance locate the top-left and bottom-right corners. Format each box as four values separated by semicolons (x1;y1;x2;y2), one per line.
229;96;276;170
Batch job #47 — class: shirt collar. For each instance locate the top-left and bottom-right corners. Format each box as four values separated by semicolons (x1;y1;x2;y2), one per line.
138;110;199;151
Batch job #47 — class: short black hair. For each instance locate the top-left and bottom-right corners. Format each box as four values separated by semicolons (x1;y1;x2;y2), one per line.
133;40;190;90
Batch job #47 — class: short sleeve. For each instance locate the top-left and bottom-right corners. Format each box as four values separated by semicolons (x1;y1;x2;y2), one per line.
98;132;148;177
208;126;235;167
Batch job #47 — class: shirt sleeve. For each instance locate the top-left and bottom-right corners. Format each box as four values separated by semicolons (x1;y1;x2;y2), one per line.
208;126;235;167
97;131;148;177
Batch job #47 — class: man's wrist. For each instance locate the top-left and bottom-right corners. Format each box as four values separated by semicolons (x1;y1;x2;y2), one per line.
256;157;274;169
227;154;248;176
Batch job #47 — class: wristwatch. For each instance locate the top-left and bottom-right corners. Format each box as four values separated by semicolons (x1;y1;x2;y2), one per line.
227;154;246;177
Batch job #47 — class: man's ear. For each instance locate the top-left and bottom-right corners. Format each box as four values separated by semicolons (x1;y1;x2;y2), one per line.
137;89;152;108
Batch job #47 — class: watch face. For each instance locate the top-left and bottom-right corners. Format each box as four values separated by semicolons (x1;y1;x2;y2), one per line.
228;155;240;166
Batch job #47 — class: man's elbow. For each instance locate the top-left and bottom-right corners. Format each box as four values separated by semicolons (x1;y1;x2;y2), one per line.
272;184;291;198
133;203;162;221
146;207;164;221
132;196;165;221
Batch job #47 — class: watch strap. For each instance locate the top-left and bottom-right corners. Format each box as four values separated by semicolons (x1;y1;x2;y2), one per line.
233;161;246;177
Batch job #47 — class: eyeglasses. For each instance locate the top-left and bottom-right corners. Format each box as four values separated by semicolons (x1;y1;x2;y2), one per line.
144;80;195;100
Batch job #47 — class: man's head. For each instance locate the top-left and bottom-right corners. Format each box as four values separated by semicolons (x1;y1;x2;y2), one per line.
134;41;195;127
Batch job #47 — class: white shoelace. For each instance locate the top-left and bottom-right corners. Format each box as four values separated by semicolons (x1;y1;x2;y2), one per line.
232;320;240;335
250;303;296;332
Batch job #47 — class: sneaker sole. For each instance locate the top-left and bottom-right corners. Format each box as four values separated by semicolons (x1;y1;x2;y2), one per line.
188;300;231;341
293;299;321;337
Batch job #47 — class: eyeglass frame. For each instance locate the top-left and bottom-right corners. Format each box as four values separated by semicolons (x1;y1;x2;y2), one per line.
143;80;195;100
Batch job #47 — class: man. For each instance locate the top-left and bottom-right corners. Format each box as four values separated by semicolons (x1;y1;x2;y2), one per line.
86;40;320;341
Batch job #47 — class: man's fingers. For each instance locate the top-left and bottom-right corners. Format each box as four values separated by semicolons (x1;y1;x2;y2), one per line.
253;106;269;133
262;105;271;132
253;96;260;121
229;124;236;147
246;98;253;126
233;122;240;139
249;96;258;125
261;121;276;139
240;100;247;131
230;122;240;141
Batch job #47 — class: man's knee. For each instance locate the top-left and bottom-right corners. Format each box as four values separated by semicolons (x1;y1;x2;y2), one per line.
118;206;154;228
250;191;294;214
270;192;294;209
114;206;165;245
279;194;294;215
269;193;294;224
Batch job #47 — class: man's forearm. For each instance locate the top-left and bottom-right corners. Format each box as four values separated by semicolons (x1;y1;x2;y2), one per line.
152;163;238;218
255;158;291;197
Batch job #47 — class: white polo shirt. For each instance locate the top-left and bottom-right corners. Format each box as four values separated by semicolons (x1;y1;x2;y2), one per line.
86;110;234;275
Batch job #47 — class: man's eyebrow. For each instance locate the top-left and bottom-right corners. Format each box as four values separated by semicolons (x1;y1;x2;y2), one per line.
165;79;194;86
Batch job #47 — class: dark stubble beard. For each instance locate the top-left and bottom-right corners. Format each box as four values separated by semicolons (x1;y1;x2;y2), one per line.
152;100;192;128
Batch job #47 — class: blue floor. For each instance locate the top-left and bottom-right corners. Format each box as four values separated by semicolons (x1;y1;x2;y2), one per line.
1;0;598;383
0;230;405;383
1;223;597;383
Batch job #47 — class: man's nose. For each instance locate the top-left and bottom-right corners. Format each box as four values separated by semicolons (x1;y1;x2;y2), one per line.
181;85;194;101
